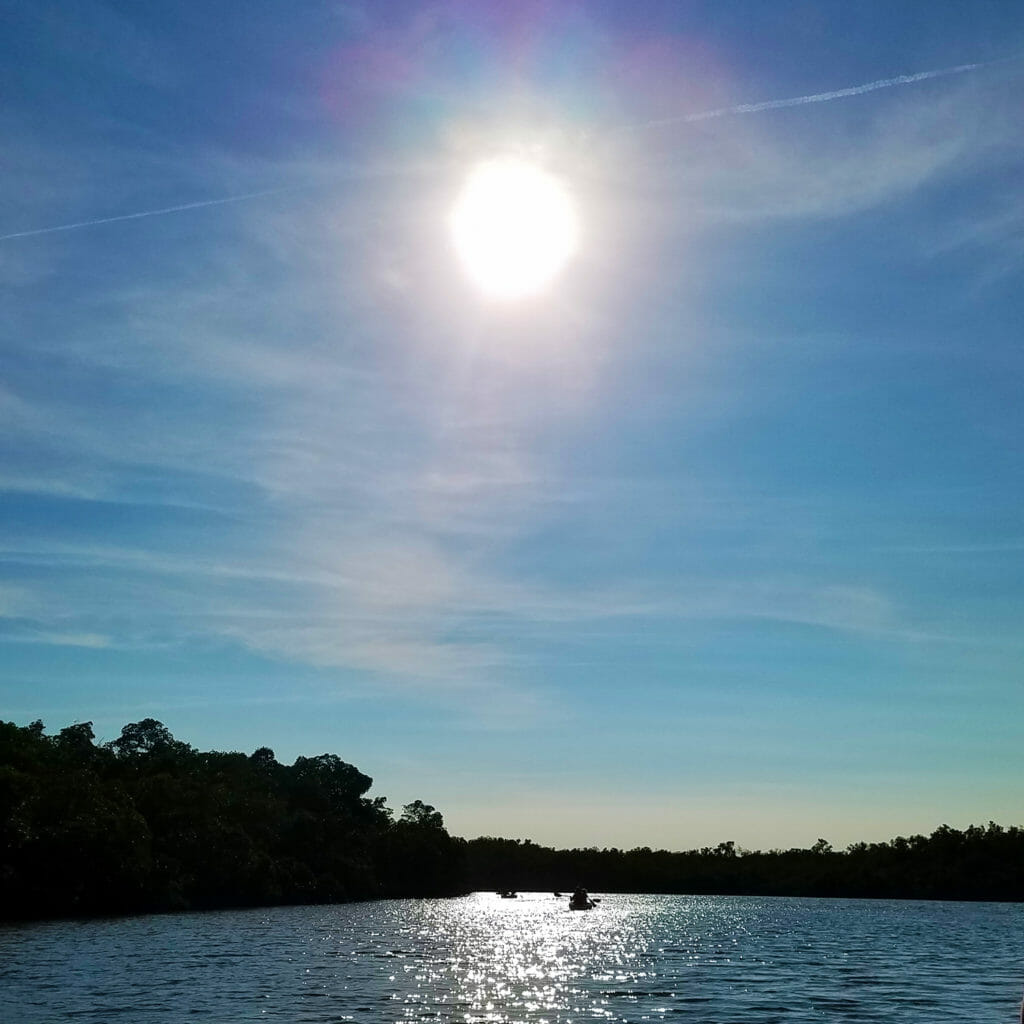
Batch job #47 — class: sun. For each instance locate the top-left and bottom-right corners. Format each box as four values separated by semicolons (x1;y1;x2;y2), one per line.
450;157;579;301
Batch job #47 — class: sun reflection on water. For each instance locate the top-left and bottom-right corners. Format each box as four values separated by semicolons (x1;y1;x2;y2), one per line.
389;891;674;1020
4;893;1021;1022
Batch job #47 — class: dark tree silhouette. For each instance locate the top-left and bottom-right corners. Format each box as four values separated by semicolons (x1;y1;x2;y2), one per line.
400;800;445;829
2;717;1023;922
0;718;466;919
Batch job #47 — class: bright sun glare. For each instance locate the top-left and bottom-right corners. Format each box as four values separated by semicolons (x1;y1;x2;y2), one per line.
450;157;579;301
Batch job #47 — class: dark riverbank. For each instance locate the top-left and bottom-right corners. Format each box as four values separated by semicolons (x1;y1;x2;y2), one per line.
465;827;1024;903
3;718;1022;921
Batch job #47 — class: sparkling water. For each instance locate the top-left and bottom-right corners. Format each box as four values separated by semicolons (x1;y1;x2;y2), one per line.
2;892;1021;1021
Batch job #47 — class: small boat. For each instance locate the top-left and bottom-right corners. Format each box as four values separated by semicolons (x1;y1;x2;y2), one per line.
568;888;595;910
499;890;518;899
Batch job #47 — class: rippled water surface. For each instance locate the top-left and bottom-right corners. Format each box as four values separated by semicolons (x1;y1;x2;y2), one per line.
2;893;1021;1022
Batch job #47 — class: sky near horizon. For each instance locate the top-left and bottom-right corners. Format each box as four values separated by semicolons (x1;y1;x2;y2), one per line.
3;1;1023;852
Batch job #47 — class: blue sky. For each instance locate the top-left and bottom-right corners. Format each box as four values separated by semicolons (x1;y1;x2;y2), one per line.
2;0;1023;850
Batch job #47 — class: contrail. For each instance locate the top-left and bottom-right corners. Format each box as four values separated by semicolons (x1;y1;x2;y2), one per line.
627;56;1015;132
1;159;439;243
0;184;302;242
2;57;1014;241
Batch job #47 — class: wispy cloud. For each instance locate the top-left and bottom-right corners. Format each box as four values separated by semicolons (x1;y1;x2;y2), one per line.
7;631;111;649
924;186;1024;283
3;19;1021;735
5;55;1015;244
0;516;993;696
611;59;1021;229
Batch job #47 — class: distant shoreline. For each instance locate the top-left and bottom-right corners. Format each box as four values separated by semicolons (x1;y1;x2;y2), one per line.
3;718;1021;922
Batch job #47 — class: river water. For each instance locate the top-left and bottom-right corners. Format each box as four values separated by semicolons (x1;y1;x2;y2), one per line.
1;892;1021;1022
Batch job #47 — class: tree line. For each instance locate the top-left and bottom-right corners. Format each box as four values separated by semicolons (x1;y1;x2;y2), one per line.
2;718;1022;920
0;718;464;919
464;827;1024;902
